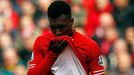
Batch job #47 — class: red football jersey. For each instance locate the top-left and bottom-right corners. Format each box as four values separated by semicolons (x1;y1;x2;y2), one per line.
27;31;104;75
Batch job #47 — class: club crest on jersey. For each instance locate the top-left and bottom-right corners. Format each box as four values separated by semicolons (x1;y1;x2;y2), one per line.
98;56;104;66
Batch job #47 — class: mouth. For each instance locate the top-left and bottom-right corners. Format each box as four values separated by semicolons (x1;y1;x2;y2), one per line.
55;33;63;36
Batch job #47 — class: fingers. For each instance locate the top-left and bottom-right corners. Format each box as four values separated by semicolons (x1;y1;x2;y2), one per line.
49;40;68;54
57;40;67;48
51;40;63;47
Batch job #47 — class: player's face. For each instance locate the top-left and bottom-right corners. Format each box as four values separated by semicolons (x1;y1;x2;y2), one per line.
49;15;74;36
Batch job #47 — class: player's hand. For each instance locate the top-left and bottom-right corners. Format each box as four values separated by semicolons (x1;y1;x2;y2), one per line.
48;40;68;54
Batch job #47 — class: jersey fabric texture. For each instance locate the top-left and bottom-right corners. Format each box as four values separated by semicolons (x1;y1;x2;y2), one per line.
27;31;104;75
51;46;87;75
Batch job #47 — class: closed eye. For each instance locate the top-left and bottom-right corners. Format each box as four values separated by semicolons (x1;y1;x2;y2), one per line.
50;24;66;29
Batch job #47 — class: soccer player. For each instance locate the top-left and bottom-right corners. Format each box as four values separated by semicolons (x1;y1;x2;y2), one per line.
27;1;104;75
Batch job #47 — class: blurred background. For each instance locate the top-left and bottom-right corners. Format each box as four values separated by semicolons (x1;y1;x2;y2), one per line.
0;0;133;75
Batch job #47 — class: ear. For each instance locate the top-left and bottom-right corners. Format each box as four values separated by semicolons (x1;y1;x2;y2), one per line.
70;18;74;24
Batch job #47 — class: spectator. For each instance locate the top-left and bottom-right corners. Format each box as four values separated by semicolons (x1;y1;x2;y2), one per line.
125;27;134;67
113;39;132;75
1;47;25;75
83;0;113;37
112;0;134;37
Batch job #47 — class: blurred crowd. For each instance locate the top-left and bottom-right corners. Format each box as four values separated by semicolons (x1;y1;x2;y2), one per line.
0;0;133;75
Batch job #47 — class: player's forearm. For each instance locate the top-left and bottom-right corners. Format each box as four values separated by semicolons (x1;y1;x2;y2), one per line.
27;51;58;75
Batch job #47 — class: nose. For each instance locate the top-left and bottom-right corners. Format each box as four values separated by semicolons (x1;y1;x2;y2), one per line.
55;29;62;36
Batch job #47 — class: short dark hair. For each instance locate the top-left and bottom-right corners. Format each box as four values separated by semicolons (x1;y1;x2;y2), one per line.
47;1;71;19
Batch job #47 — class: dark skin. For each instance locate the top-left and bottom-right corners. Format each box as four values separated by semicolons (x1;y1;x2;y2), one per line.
48;14;74;54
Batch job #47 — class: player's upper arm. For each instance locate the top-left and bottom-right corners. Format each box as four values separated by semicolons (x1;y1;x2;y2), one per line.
28;36;45;69
88;41;105;75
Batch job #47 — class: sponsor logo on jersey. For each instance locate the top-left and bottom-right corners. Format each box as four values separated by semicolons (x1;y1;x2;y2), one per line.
30;52;34;61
